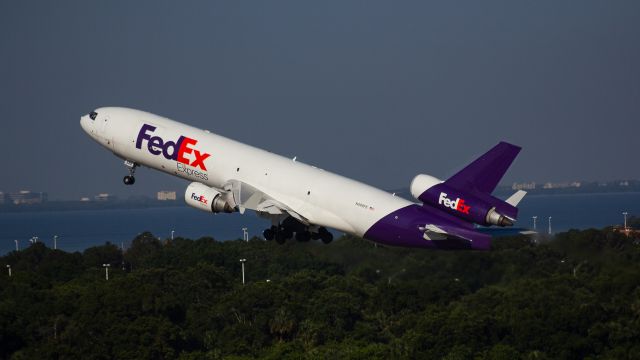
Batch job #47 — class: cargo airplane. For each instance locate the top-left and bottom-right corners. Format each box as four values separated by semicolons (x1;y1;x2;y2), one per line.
81;107;526;249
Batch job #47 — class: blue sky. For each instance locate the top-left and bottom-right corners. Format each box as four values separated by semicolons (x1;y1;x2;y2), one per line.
1;1;639;199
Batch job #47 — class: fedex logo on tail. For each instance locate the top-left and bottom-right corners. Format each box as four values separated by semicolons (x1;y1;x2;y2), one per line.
439;192;471;214
136;124;211;171
191;193;208;204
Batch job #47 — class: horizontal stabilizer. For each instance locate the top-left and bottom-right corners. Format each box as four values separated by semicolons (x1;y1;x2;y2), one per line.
419;224;448;240
419;222;492;249
477;227;537;237
505;190;527;207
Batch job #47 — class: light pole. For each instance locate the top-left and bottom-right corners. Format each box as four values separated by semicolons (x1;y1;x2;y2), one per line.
242;227;248;242
623;212;629;230
239;258;247;285
6;265;11;277
548;217;552;235
532;216;537;231
171;230;175;240
388;268;406;285
14;240;19;251
53;235;58;250
103;264;111;280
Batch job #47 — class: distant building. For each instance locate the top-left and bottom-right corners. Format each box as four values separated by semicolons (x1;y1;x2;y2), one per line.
543;181;581;190
94;193;116;202
80;197;91;202
512;182;536;190
613;226;640;238
157;191;177;201
0;191;4;205
8;190;47;205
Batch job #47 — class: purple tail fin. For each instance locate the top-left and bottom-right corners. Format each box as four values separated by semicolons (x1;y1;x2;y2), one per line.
445;142;521;194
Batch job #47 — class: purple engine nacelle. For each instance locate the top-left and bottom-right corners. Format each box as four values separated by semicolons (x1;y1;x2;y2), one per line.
410;174;517;227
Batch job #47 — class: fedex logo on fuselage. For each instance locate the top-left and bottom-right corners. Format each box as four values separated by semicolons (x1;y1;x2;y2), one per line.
136;124;211;171
438;192;471;214
191;193;208;204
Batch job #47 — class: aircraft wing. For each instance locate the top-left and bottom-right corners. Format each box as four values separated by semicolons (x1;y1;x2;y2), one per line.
221;180;310;225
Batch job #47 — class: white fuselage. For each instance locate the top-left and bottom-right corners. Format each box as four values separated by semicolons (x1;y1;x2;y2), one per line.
80;107;412;237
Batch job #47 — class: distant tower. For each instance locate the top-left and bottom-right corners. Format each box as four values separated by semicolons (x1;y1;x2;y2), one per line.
239;258;247;285
623;212;629;230
532;216;537;231
548;217;552;235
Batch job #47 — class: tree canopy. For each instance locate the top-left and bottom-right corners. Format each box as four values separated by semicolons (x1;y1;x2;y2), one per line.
2;228;640;359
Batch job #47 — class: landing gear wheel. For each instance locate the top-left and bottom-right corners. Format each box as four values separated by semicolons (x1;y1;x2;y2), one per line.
263;228;275;241
123;175;135;185
123;160;138;186
275;232;286;244
280;227;293;241
319;227;333;244
295;231;311;242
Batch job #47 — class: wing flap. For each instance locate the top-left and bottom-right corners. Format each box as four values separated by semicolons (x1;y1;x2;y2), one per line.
222;179;309;224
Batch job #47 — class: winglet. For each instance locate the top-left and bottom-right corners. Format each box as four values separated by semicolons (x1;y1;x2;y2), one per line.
505;190;527;207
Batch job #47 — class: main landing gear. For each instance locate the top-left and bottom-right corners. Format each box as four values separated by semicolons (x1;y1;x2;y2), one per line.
123;160;137;186
263;222;333;245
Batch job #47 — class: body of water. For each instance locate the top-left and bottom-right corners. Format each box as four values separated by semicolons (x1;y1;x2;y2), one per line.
1;192;639;254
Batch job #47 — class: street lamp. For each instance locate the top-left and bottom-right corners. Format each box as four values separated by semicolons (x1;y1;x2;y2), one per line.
103;264;111;280
242;227;248;242
239;258;247;285
548;217;552;235
623;212;629;230
171;230;175;240
532;216;537;231
6;265;11;277
388;268;406;285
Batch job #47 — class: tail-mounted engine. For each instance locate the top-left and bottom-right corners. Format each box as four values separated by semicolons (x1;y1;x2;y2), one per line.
185;182;235;213
410;174;517;227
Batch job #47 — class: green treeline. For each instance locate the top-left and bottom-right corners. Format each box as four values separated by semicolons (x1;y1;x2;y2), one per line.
2;226;640;359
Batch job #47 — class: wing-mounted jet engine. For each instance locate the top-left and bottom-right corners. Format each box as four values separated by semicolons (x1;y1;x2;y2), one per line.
185;182;236;213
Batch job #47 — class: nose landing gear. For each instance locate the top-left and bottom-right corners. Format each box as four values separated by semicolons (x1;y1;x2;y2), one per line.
123;160;138;186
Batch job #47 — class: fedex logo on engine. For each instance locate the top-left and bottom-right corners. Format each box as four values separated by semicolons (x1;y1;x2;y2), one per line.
191;193;208;204
438;192;471;214
136;124;210;171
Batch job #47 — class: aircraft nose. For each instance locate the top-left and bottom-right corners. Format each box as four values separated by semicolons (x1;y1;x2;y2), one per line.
80;114;91;134
80;110;99;136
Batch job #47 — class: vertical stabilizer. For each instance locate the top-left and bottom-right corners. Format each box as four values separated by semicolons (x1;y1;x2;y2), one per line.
445;142;521;194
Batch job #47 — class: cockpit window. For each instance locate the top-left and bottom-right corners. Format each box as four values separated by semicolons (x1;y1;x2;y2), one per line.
89;111;98;120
